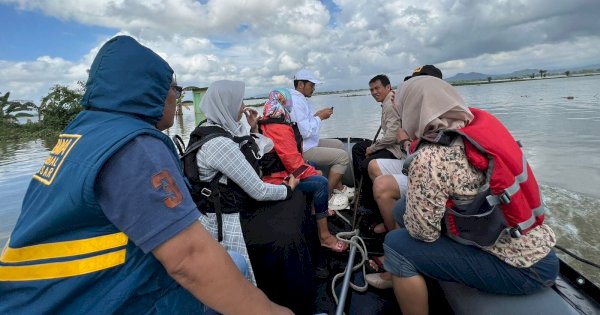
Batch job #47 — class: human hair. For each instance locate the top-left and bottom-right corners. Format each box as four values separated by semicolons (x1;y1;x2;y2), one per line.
369;74;391;87
294;80;310;88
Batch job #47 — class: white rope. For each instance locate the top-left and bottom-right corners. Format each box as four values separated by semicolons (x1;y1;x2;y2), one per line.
332;208;352;226
330;229;370;310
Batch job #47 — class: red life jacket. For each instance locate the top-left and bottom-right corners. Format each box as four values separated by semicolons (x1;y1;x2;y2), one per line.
404;108;545;247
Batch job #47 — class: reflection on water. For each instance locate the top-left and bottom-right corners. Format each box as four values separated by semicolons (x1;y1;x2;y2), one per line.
0;139;56;241
1;76;599;285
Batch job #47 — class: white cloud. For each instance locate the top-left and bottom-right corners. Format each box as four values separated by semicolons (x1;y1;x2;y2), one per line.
0;56;86;102
1;0;598;101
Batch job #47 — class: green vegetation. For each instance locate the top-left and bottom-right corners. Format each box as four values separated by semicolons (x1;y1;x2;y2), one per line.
0;83;84;140
1;92;34;124
39;84;84;130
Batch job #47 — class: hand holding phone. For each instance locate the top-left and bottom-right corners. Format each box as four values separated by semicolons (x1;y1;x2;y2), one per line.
285;165;309;180
315;107;333;120
283;166;306;190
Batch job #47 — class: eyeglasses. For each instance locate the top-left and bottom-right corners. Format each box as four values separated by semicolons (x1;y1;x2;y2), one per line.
171;85;183;99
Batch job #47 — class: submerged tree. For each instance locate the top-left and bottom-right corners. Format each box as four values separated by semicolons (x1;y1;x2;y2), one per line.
175;90;191;116
0;92;35;125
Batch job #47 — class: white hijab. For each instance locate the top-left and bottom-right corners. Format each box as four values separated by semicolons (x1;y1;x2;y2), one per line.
201;80;246;136
394;76;473;141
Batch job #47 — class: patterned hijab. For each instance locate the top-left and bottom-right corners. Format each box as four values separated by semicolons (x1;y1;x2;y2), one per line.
262;88;293;123
202;80;246;136
395;76;473;141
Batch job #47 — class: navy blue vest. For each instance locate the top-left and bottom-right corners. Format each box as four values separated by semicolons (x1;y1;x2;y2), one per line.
0;110;203;313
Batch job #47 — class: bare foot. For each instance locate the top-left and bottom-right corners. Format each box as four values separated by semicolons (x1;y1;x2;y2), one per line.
320;234;338;248
320;234;348;252
373;222;388;234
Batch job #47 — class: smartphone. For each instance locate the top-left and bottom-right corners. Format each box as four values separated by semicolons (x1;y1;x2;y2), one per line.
285;165;310;180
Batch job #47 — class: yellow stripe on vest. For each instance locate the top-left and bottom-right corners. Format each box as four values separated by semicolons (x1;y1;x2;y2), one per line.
0;249;126;281
0;232;128;263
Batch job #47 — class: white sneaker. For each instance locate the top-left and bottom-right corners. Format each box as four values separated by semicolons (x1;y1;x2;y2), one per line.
333;185;355;202
328;194;349;210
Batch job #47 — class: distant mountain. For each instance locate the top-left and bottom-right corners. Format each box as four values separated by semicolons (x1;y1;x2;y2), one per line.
446;72;488;81
446;70;533;82
446;64;600;82
505;69;539;77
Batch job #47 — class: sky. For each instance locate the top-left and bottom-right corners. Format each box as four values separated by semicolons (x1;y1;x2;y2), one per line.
1;0;599;103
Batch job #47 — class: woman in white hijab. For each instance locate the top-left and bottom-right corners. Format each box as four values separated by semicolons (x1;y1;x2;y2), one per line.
382;76;557;315
194;80;300;285
202;80;252;136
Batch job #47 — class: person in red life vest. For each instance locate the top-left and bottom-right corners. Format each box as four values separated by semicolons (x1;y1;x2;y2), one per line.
260;88;348;253
381;76;558;315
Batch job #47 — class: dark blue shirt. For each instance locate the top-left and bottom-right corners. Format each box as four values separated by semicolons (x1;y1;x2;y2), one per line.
97;135;199;253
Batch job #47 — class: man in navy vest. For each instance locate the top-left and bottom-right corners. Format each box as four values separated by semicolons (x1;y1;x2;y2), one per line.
0;35;291;315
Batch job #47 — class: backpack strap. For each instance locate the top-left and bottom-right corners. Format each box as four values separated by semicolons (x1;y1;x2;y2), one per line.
257;116;288;125
209;176;225;242
232;134;261;160
172;135;186;156
182;133;227;159
180;127;232;242
402;131;459;176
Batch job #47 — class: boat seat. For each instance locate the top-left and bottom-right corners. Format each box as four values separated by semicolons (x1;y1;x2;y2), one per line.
439;281;579;315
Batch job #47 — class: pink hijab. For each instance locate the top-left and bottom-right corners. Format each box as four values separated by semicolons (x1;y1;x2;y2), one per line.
394;76;473;141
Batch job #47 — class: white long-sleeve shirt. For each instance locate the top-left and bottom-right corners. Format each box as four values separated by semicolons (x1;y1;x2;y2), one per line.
288;88;321;152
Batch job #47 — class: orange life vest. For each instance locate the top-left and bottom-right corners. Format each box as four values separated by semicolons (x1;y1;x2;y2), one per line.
404;108;545;247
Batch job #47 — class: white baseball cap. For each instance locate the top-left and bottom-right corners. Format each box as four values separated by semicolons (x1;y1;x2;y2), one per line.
293;69;323;84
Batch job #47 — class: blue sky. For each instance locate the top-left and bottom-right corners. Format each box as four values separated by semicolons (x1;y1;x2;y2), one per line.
1;0;599;102
0;4;114;61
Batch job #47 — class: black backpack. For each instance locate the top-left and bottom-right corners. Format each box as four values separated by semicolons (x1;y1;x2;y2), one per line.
256;117;304;176
173;122;260;241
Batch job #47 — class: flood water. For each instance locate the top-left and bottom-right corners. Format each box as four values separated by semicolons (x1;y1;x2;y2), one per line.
1;75;599;285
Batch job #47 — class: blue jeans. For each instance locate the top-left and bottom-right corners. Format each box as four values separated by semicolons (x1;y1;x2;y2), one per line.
228;250;250;279
203;251;251;315
297;175;329;219
383;197;559;295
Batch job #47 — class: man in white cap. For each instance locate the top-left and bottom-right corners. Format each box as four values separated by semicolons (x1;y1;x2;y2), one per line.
288;69;354;210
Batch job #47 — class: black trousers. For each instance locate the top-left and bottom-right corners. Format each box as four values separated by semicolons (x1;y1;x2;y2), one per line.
241;191;316;315
351;140;396;210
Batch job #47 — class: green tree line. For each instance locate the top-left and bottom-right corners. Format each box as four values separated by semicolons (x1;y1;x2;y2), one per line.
1;83;85;137
1;82;191;140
